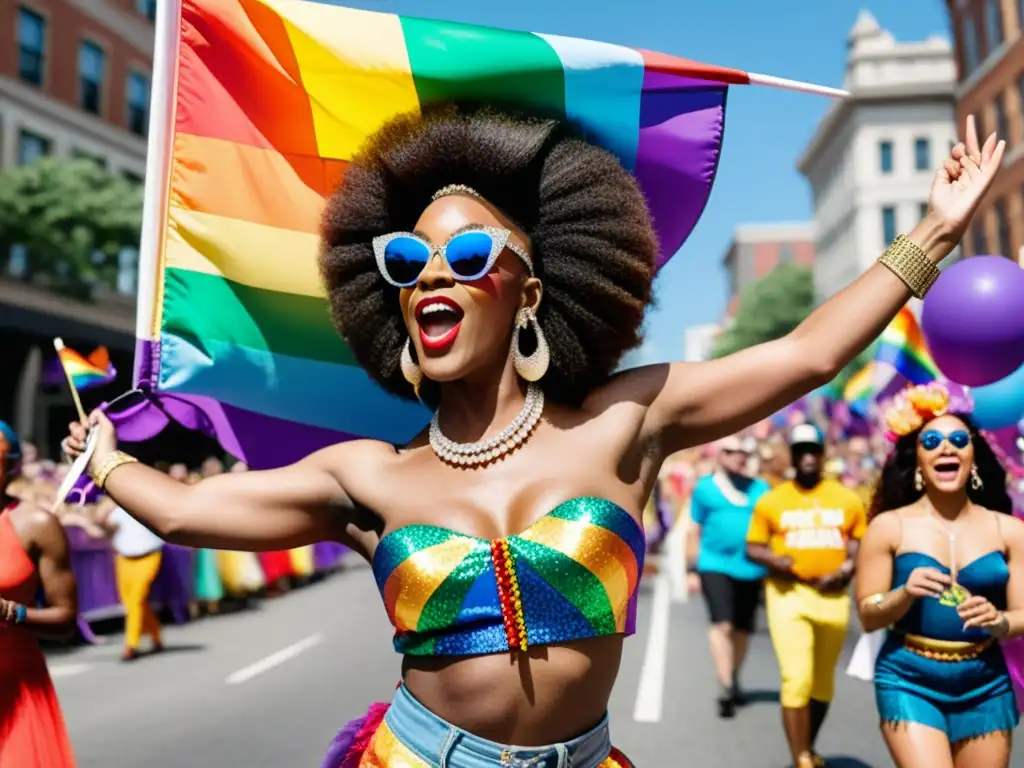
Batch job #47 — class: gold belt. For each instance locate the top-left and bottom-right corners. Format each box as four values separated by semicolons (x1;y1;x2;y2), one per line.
901;633;993;661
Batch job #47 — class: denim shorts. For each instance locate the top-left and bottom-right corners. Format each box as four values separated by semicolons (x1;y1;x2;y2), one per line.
377;684;615;768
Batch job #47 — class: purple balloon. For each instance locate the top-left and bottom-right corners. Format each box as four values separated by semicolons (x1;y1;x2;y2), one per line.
921;256;1024;387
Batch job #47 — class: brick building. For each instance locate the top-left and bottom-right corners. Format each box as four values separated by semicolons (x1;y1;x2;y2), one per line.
0;1;155;450
1;0;153;173
722;222;815;317
945;0;1024;259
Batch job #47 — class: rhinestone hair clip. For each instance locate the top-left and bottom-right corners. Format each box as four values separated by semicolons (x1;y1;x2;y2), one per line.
432;184;483;201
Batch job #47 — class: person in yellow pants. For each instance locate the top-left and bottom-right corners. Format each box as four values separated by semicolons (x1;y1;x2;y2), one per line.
103;505;165;661
746;425;867;768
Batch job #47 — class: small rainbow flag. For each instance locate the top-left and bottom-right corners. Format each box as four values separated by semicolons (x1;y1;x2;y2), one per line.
843;361;879;417
56;345;117;391
875;306;939;385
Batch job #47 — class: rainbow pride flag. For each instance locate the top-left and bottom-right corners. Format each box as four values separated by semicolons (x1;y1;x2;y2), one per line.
843;361;880;418
874;305;938;385
130;0;843;468
55;346;117;392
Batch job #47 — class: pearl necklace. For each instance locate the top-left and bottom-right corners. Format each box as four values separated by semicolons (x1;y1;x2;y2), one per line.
429;384;544;466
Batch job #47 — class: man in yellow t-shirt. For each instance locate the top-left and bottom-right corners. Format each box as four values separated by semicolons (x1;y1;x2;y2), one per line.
746;424;866;768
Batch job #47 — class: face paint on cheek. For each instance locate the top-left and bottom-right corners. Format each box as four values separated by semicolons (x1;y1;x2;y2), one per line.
465;271;506;300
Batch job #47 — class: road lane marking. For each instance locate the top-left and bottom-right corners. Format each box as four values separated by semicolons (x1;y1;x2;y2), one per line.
49;663;92;679
226;633;325;685
633;564;671;723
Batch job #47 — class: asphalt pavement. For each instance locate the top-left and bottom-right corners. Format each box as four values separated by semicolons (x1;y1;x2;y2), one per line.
51;560;897;767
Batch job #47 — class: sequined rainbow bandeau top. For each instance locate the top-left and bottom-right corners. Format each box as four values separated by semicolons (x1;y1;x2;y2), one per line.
372;497;645;656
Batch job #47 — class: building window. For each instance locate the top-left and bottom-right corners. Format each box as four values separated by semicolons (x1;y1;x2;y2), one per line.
778;244;794;263
882;206;897;246
995;199;1010;258
126;71;150;137
977;110;990;147
78;41;106;115
117;247;139;295
919;202;930;222
963;17;980;73
17;7;46;87
914;138;930;171
972;222;988;256
995;92;1009;144
17;130;50;165
986;0;1004;49
879;141;894;174
7;245;29;279
134;0;156;22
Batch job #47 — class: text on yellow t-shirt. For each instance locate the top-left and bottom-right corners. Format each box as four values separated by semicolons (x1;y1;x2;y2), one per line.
746;479;867;581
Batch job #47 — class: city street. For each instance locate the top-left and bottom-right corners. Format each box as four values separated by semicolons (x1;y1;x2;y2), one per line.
51;560;890;767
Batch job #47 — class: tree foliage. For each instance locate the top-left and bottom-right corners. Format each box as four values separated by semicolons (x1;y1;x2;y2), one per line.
711;261;880;395
712;263;815;358
0;158;143;299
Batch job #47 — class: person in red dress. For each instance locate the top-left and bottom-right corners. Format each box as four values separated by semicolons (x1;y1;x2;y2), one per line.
0;421;79;768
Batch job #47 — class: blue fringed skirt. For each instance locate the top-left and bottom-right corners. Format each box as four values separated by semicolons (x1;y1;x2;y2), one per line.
874;633;1019;743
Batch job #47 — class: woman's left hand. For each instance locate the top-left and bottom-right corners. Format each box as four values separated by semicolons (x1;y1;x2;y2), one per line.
958;595;1009;636
926;114;1006;244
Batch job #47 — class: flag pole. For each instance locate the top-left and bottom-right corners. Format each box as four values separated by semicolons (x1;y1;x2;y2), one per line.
53;338;88;423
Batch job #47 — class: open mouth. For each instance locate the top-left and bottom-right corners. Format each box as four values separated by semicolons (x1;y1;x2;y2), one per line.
933;458;961;483
416;297;465;351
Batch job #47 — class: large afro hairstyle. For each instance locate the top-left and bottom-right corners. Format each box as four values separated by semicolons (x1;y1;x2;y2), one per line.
868;415;1012;520
319;102;659;407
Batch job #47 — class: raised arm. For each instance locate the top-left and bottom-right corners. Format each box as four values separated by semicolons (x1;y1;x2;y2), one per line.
63;411;360;553
597;118;1005;455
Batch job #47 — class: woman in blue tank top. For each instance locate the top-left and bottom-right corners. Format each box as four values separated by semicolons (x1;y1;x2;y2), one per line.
856;383;1024;768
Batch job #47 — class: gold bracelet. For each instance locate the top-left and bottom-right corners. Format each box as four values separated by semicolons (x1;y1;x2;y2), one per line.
992;611;1011;638
878;234;940;299
859;593;887;612
91;451;139;490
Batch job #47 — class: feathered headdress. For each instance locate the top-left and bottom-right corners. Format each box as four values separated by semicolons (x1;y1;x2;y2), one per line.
882;381;974;441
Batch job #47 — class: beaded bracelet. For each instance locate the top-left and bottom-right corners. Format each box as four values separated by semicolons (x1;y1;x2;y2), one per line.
90;451;139;490
877;234;940;299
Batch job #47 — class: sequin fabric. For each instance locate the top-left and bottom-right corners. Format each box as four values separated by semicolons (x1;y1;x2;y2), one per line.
372;497;645;656
358;719;635;767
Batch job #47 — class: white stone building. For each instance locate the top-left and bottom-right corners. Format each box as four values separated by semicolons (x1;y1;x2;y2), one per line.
797;10;959;300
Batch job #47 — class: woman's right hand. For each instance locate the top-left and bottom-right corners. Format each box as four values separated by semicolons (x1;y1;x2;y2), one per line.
63;410;118;476
904;567;951;598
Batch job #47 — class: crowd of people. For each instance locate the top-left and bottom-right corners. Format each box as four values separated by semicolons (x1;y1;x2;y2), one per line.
0;7;1017;763
6;445;345;665
683;386;1024;768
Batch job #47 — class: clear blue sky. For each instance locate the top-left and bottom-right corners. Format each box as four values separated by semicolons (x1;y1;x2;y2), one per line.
339;0;950;364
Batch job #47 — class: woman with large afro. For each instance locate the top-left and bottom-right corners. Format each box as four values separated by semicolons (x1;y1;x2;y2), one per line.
64;103;1007;766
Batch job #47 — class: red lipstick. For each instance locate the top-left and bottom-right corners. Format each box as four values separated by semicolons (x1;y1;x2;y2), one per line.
416;296;464;352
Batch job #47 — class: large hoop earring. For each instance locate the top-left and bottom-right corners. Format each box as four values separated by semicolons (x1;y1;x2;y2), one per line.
400;337;423;399
970;465;983;490
512;307;550;382
914;467;924;492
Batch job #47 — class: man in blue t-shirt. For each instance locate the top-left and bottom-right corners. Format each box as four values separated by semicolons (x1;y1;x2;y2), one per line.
687;435;769;718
